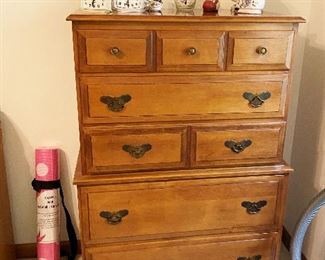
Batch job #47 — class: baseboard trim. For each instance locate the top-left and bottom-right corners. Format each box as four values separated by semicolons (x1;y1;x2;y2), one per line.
15;228;307;259
282;226;308;260
15;240;81;259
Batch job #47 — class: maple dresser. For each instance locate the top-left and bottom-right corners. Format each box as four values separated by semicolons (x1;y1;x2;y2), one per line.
67;10;305;259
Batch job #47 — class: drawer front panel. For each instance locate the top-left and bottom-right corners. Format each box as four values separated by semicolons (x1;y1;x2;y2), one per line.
77;30;153;72
83;175;285;242
192;122;285;167
84;126;187;173
82;75;287;124
227;31;294;71
85;233;277;260
157;31;226;71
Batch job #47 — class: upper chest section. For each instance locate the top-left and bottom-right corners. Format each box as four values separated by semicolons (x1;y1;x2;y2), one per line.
68;11;304;73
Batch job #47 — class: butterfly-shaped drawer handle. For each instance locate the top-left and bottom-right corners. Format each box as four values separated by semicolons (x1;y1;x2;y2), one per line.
241;200;267;214
100;94;131;112
237;255;262;260
224;139;252;153
99;209;129;225
243;91;271;108
122;144;152;159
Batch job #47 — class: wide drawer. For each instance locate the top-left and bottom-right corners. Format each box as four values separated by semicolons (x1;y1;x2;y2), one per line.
81;74;287;124
80;175;286;243
191;121;285;167
83;126;187;173
157;31;226;71
227;31;294;71
76;30;153;72
85;233;278;260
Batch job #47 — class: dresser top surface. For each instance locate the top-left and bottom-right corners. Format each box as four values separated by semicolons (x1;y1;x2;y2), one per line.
67;9;305;23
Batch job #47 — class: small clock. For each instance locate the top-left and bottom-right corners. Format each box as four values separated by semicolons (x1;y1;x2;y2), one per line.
81;0;109;10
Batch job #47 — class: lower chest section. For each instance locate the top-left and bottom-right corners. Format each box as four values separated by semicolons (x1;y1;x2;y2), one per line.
78;171;288;259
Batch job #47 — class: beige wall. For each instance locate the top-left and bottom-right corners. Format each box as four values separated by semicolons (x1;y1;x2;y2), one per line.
0;0;324;258
1;0;81;243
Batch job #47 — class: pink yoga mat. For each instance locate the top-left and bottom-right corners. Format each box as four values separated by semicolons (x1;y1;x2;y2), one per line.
35;148;60;260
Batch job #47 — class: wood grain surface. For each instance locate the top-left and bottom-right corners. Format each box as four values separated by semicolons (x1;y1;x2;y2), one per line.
157;30;226;71
192;121;285;167
227;31;294;71
84;126;187;173
77;30;153;72
81;175;286;244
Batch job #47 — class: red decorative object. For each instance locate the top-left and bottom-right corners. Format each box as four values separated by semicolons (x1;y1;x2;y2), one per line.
202;0;218;12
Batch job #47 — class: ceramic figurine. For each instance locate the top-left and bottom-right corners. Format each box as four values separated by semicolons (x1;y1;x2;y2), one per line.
82;0;109;10
174;0;197;11
149;0;163;12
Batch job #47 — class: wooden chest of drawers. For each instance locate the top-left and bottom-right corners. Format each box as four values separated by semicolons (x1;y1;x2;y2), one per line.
67;10;304;259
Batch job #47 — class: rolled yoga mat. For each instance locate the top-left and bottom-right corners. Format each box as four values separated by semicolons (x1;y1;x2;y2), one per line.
35;148;60;260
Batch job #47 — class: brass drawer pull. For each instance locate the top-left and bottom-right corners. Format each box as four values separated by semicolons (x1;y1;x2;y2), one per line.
224;139;252;153
256;46;268;55
186;47;197;55
237;255;262;260
242;200;267;214
100;94;131;112
100;210;129;225
110;47;120;55
243;91;271;108
122;144;152;159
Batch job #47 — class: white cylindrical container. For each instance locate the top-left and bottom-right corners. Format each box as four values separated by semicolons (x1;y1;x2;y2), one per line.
112;0;148;12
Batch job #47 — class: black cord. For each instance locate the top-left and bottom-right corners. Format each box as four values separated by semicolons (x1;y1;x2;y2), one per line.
32;179;78;260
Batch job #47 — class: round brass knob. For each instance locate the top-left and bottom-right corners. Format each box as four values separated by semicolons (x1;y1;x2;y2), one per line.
187;47;197;55
110;47;120;55
256;46;268;55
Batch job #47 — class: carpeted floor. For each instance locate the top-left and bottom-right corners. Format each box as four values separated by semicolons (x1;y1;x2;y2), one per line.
19;245;292;259
280;245;291;260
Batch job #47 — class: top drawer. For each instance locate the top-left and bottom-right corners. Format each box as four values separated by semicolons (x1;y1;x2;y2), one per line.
157;31;226;72
227;31;294;71
77;30;153;72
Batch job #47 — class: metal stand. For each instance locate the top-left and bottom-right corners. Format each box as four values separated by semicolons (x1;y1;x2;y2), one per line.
291;188;325;260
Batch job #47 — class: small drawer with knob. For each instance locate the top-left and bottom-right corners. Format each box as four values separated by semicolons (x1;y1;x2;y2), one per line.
227;31;294;71
82;126;187;174
76;30;153;72
191;121;285;167
157;31;226;71
80;174;286;244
